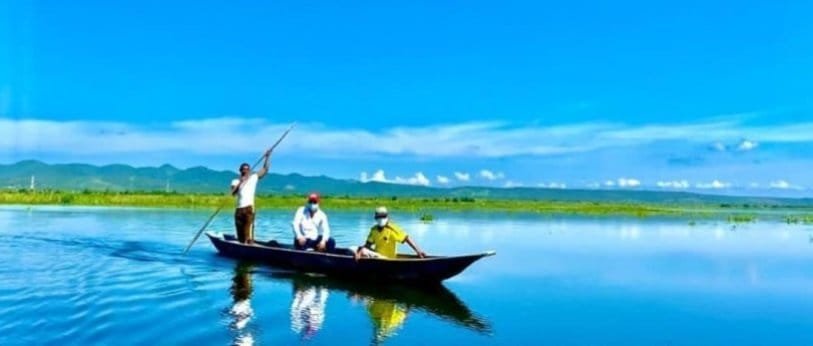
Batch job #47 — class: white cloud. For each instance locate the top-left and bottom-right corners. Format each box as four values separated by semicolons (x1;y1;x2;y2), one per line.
769;180;803;190
453;172;470;182
360;169;388;183
503;180;522;188
617;178;641;188
414;173;431;186
748;182;760;189
6;115;811;159
479;169;505;181
371;170;387;182
709;139;758;153
657;180;690;189
437;175;450;185
538;182;567;189
393;172;431;186
696;180;731;189
601;178;643;188
586;182;602;189
361;170;430;186
710;142;727;152
736;139;758;151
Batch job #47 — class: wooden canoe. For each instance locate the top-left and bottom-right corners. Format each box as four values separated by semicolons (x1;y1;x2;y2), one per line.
206;232;494;283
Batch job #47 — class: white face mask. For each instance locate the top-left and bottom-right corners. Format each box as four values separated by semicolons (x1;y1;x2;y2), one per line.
377;218;388;228
308;203;319;212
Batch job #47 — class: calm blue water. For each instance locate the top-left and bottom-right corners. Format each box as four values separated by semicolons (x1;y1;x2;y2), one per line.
2;206;813;345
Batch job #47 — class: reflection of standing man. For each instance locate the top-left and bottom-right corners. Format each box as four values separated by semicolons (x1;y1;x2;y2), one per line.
290;281;329;340
229;263;254;345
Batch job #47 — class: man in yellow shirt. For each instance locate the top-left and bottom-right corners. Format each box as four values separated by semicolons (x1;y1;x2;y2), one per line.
353;206;426;260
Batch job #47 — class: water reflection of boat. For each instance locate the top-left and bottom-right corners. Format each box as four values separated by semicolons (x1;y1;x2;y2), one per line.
228;262;255;346
271;271;493;341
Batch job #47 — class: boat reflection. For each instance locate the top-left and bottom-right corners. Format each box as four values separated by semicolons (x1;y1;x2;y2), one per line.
228;262;255;346
272;272;492;343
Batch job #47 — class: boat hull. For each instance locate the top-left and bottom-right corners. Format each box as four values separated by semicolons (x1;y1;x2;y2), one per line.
206;232;494;283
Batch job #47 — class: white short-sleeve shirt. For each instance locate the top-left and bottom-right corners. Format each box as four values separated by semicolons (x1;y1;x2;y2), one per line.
291;206;330;240
231;173;259;208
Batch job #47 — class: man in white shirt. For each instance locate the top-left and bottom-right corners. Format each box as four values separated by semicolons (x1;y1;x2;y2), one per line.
291;193;335;252
230;151;271;244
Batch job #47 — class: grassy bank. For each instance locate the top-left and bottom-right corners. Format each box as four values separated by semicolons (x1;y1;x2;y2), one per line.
3;190;813;223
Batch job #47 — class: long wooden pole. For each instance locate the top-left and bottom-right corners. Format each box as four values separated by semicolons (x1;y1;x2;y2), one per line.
183;123;296;254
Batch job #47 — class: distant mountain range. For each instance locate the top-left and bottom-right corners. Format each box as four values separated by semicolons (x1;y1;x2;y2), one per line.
1;160;811;206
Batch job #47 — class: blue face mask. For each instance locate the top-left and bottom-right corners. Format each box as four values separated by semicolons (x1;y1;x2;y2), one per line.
308;203;319;212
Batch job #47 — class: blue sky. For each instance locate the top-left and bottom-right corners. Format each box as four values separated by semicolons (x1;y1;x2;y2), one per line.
2;1;812;196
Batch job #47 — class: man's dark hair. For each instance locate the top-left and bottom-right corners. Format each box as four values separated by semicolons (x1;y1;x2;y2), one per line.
239;163;250;170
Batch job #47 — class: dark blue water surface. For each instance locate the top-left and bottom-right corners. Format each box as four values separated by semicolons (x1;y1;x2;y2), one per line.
2;206;813;345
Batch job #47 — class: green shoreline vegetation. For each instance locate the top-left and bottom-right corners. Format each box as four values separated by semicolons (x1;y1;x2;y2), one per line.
3;189;813;224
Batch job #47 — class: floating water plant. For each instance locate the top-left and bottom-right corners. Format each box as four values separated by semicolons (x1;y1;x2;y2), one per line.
728;214;757;223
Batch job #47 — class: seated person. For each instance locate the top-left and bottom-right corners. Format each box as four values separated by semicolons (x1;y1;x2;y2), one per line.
353;206;426;260
291;193;335;252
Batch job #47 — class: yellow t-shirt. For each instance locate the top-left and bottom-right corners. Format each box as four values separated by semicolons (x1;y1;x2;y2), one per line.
366;222;408;258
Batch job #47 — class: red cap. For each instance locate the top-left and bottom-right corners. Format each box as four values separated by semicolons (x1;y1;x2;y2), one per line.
307;193;320;203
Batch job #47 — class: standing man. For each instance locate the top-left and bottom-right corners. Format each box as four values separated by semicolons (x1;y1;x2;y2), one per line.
291;193;336;252
230;150;271;244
